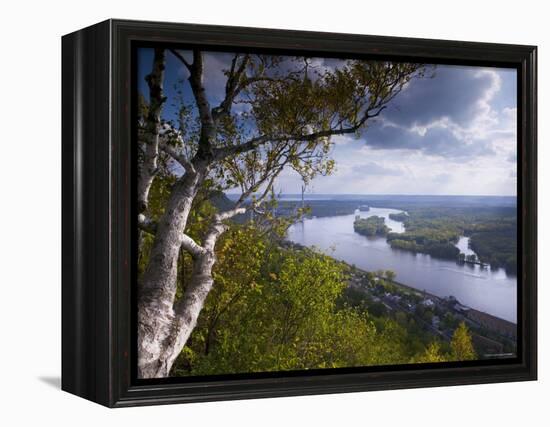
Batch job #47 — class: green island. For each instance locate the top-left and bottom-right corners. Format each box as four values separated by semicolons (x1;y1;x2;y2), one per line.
353;215;390;237
275;198;517;274
283;198;517;275
386;210;461;261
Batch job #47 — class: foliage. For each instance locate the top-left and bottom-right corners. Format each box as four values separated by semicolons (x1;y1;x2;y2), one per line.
168;221;436;376
137;184;488;375
469;228;517;274
353;216;390;237
156;54;427;209
409;322;476;364
388;212;409;222
450;322;477;361
389;238;460;260
383;206;516;271
385;270;396;282
410;342;447;363
164;217;485;376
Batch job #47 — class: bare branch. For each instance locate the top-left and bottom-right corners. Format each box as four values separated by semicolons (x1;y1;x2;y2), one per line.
158;141;196;174
137;48;166;213
211;56;301;123
250;168;282;207
212;54;250;122
213;134;271;160
188;50;216;147
169;49;192;72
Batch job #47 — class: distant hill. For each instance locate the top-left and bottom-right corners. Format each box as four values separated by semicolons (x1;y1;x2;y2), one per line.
209;191;249;223
270;194;517;207
222;193;517;221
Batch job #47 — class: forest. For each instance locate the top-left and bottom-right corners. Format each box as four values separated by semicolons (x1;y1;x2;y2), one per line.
467;226;517;275
139;182;477;376
385;206;517;273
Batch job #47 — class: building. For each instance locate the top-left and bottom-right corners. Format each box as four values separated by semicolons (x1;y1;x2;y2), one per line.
422;298;435;308
453;302;470;313
466;309;517;339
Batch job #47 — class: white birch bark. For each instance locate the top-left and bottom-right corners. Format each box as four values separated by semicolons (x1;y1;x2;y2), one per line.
137;163;205;378
151;208;245;376
137;48;166;213
138;187;246;378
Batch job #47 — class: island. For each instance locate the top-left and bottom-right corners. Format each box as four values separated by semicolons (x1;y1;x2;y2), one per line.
353;215;390;237
388;211;409;222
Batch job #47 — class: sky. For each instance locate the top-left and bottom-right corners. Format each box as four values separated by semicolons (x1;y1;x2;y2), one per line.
138;49;517;196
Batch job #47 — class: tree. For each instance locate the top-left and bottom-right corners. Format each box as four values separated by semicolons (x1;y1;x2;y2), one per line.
136;48;426;378
411;341;447;363
170;238;418;376
385;270;396;282
354;216;389;236
450;322;476;361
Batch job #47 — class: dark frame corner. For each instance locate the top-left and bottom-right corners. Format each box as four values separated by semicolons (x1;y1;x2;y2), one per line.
62;19;537;408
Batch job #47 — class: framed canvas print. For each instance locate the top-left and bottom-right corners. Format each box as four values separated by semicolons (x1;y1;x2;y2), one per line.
61;19;537;407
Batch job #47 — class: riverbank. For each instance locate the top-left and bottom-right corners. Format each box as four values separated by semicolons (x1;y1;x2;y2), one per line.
274;196;517;275
286;208;517;323
347;264;517;357
282;239;516;358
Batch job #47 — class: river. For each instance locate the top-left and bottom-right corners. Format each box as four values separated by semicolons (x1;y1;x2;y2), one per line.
286;207;517;323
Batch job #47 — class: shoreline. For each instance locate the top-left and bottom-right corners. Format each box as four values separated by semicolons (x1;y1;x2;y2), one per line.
358;266;517;332
285;210;517;323
346;264;517;354
283;239;517;338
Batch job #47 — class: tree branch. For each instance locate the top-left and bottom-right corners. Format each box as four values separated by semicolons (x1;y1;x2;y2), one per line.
158;141;196;174
188;50;216;148
201;205;248;253
212;54;250;122
138;214;157;234
181;233;207;258
139;212;206;260
169;49;192;72
214;207;247;222
212;108;375;160
218;109;374;160
137;48;166;213
211;56;301;123
250;168;282;207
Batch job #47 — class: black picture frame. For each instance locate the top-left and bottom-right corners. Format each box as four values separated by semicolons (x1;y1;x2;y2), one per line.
62;19;537;407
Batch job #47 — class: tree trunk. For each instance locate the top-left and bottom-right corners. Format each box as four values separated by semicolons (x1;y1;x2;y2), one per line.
137;164;205;378
137;181;241;378
152;249;218;377
137;48;166;213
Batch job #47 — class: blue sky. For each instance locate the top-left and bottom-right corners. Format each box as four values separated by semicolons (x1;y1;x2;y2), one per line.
138;48;517;196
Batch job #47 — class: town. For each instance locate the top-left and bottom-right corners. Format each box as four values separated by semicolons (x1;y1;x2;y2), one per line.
347;267;517;359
